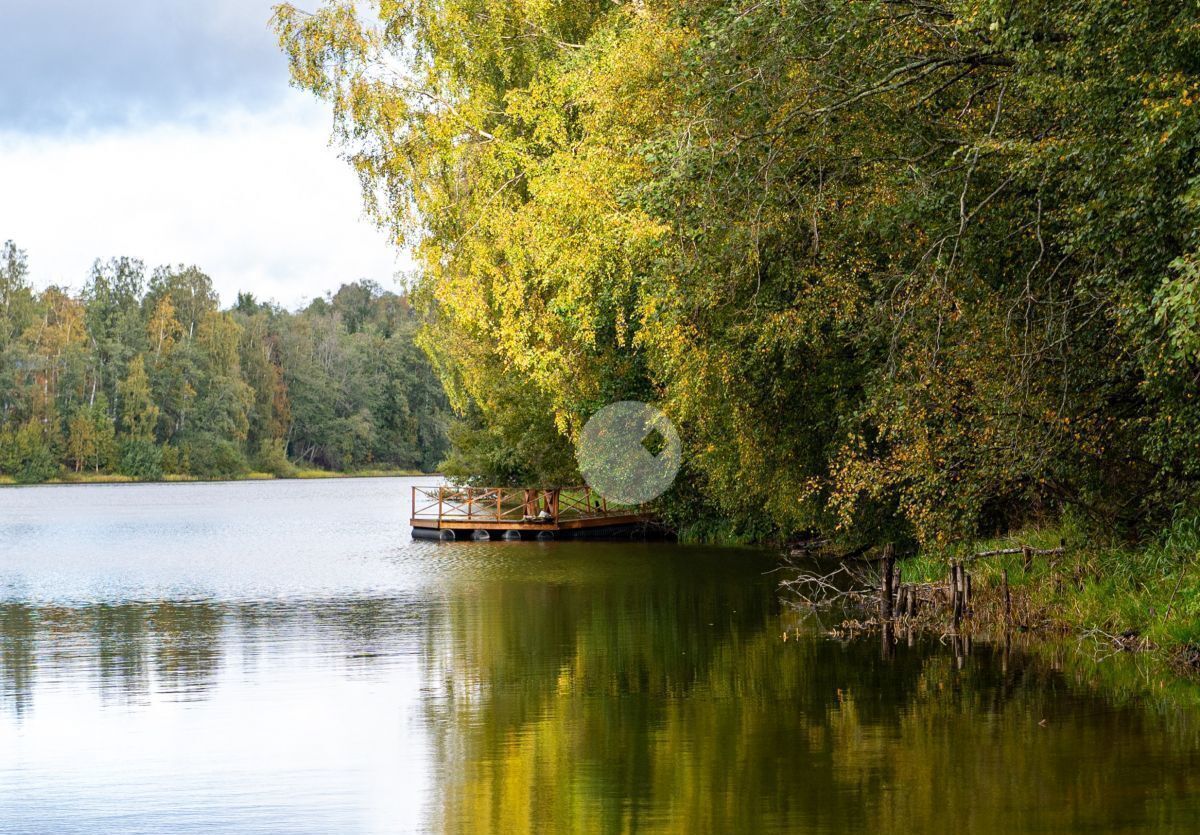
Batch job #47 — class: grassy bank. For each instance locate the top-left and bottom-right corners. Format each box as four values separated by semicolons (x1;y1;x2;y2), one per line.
0;468;432;486
895;516;1200;672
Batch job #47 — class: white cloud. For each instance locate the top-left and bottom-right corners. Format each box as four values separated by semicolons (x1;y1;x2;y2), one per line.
0;94;412;309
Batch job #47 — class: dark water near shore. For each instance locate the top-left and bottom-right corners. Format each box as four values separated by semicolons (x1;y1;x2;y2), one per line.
2;478;1200;832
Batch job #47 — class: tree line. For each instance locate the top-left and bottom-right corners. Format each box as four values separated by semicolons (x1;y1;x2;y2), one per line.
0;242;449;482
272;0;1200;546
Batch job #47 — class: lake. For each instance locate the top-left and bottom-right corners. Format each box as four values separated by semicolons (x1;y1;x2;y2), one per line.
1;477;1199;832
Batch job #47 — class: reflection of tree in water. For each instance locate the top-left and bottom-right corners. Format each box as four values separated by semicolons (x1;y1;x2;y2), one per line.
313;597;431;673
419;557;1200;834
0;597;431;716
0;605;36;718
418;553;802;832
89;604;153;706
0;603;226;710
146;603;226;700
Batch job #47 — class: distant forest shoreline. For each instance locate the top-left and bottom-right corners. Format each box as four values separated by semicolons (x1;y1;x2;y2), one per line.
0;468;438;487
0;242;451;484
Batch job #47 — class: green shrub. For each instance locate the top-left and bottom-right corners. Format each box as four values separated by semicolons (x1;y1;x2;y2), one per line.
1;421;59;484
119;438;163;481
254;437;296;478
160;444;180;475
17;447;57;484
186;435;248;479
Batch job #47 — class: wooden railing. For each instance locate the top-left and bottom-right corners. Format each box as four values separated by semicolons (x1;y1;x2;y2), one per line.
411;485;626;523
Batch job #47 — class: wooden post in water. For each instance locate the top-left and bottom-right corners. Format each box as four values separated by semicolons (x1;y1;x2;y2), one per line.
951;562;957;610
1002;568;1012;627
880;544;895;623
947;562;954;619
881;544;896;658
956;565;962;617
964;570;973;618
960;564;969;620
950;561;962;631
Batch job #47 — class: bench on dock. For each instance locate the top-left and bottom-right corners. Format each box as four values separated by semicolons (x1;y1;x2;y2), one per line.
409;485;655;541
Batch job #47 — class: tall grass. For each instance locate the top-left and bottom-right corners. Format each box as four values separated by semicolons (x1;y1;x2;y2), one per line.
896;511;1200;654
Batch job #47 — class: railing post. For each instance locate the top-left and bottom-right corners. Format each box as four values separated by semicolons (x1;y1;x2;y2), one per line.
496;488;502;521
438;486;443;521
467;487;473;520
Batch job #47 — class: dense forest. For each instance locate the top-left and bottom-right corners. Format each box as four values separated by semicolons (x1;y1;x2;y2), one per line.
272;0;1200;546
0;242;449;482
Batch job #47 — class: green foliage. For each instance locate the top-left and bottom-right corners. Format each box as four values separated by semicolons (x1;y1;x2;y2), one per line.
277;288;450;471
2;420;59;484
440;384;578;486
183;435;247;480
160;444;188;476
272;0;1200;544
66;401;115;474
118;355;159;441
254;437;297;478
119;438;163;481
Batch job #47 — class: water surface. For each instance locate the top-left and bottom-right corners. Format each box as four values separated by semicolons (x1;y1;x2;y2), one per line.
2;478;1199;832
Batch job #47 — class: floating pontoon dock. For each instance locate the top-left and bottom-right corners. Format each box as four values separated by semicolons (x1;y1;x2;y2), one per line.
410;485;658;541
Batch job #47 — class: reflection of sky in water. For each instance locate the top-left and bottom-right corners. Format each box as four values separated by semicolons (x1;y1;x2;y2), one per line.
3;480;1200;833
0;612;432;833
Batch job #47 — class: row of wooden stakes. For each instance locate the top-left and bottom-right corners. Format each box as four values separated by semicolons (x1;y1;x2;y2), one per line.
878;545;1016;631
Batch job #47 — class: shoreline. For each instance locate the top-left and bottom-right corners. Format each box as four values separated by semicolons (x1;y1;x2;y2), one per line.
787;521;1200;680
0;469;438;487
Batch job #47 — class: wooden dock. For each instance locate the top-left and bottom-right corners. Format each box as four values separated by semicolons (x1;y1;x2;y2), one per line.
410;485;657;541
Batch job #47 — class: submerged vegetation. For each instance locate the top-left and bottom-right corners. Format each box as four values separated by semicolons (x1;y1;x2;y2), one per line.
0;246;449;483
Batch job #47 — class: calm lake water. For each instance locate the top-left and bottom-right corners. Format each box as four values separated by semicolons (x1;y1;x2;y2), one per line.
2;478;1200;833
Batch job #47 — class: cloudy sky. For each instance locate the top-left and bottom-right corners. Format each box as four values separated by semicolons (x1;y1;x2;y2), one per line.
0;0;408;309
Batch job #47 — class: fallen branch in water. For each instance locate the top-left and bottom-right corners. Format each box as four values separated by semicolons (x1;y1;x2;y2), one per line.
779;562;878;611
1078;626;1153;661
